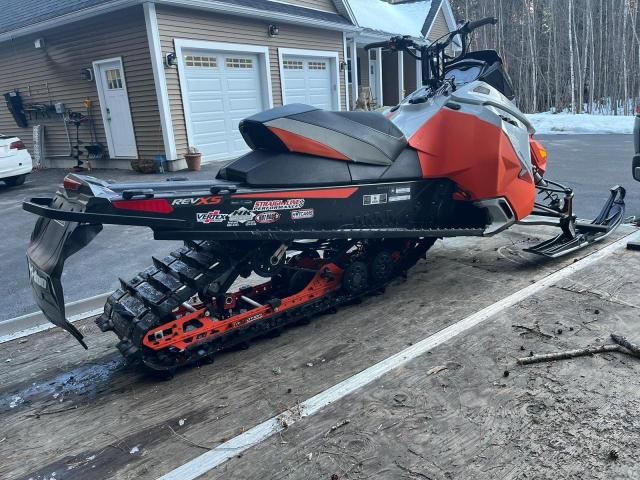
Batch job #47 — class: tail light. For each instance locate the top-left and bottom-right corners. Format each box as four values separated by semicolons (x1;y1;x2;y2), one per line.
635;104;640;116
112;199;174;214
9;140;26;150
63;176;83;191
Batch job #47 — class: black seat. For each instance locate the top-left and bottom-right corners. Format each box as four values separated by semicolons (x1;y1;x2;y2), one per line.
239;104;407;166
217;148;422;187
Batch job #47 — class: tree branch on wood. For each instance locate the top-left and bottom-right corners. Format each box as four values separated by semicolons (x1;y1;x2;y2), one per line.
517;333;640;365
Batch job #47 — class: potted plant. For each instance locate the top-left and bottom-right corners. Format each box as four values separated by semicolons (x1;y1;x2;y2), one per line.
184;146;202;171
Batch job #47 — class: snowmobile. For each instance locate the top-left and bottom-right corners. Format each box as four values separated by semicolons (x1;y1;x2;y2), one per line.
24;17;625;371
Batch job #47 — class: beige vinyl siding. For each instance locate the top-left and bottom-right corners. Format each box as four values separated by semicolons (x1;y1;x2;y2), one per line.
156;5;347;158
279;0;338;12
428;7;450;42
0;7;162;167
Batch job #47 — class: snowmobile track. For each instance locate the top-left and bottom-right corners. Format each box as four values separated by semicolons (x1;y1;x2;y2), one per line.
98;239;434;371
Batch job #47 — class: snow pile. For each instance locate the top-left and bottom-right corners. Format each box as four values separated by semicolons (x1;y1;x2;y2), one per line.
526;112;635;135
348;0;432;37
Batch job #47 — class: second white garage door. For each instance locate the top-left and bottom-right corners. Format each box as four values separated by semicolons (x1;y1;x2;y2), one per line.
181;49;265;162
282;56;335;111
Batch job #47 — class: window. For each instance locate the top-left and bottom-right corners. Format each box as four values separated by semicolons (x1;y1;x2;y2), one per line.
105;69;123;89
184;55;217;68
308;61;327;70
226;57;253;69
283;60;303;70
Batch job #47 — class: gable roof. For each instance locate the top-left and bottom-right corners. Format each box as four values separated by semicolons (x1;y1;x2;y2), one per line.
0;0;353;39
345;0;443;39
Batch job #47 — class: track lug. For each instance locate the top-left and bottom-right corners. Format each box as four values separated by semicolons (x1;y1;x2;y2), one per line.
94;315;113;332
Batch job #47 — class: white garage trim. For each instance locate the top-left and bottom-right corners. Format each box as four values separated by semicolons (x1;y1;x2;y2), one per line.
174;39;273;154
277;48;341;111
144;3;177;161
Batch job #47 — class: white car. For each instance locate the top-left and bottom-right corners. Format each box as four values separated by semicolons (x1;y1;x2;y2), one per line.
0;134;32;186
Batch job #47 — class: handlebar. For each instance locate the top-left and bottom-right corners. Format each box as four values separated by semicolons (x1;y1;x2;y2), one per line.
460;17;498;35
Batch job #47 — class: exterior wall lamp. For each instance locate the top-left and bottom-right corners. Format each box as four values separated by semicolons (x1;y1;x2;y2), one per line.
268;24;280;37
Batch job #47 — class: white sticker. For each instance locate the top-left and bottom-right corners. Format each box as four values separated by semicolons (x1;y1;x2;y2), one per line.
196;210;226;224
291;208;314;220
255;211;281;224
363;193;387;206
389;194;411;202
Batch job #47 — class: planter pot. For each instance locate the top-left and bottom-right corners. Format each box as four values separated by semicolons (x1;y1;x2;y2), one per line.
184;153;202;171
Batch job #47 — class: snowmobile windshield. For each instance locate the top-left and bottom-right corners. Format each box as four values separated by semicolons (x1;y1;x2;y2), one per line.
445;64;483;86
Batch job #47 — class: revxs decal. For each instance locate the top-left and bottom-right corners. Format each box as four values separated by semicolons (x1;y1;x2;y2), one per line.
253;199;305;211
291;209;314;220
196;210;226;224
255;212;281;224
172;196;222;207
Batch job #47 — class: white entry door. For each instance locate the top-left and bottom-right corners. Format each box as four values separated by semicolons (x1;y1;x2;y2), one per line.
369;49;382;107
282;56;335;110
181;49;264;162
94;58;137;158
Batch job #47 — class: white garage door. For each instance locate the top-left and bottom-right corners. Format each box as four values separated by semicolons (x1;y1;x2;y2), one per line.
182;50;264;162
282;56;335;110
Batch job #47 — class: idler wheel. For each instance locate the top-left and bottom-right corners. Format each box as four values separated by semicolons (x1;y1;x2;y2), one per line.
369;251;395;284
343;261;368;295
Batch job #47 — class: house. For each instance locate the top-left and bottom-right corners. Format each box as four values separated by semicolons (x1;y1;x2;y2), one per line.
0;0;456;170
342;0;458;109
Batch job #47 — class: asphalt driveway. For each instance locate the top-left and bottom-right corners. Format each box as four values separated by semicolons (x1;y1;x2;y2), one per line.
0;134;637;321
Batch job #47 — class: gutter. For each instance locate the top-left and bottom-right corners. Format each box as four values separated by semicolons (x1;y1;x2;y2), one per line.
0;0;357;43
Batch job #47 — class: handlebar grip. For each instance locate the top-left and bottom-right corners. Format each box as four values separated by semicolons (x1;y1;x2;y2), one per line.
364;41;389;50
464;17;498;33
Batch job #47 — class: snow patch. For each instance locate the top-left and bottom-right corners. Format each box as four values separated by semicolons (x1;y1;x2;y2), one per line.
526;112;635;135
129;446;140;454
9;395;23;408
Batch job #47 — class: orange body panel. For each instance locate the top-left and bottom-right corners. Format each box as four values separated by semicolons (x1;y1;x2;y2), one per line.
409;109;535;220
268;126;350;161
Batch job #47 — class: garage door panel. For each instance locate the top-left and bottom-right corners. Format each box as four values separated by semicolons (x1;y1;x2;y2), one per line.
182;49;262;162
189;99;225;115
191;119;226;135
186;78;224;91
228;98;261;111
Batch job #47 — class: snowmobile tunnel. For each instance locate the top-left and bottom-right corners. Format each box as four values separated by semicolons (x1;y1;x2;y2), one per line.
239;103;406;166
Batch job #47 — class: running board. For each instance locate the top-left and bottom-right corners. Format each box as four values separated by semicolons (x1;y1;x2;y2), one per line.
523;186;626;258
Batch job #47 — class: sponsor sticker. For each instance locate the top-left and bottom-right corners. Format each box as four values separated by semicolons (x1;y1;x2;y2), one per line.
172;196;222;207
253;199;305;211
255;211;281;224
363;193;388;206
28;261;48;289
227;207;256;226
196;210;226;224
389;194;411;202
291;208;314;220
390;186;411;195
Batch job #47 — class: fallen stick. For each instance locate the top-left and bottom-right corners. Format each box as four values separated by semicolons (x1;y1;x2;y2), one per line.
611;334;640;357
517;344;621;365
